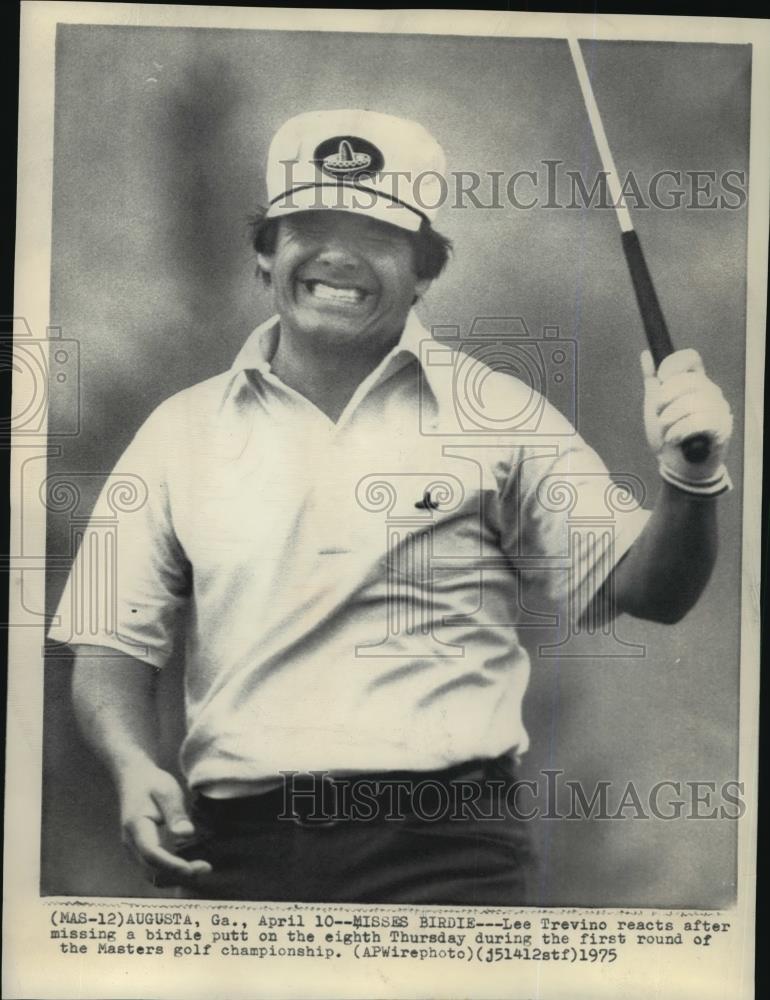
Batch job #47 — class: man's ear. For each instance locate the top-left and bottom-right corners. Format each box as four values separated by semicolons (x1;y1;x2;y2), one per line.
413;278;431;304
256;253;274;276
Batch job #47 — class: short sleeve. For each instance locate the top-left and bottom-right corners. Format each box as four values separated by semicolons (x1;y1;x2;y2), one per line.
499;407;651;622
47;404;191;668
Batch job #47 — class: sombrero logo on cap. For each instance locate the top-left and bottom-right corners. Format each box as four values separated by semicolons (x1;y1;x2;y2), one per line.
266;110;446;232
314;135;385;182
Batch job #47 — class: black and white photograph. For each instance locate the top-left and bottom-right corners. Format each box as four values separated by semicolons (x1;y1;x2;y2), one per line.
5;5;767;999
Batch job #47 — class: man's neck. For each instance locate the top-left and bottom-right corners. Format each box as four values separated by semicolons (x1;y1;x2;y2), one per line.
270;325;402;424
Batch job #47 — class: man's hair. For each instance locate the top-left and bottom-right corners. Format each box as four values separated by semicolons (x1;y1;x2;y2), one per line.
247;206;453;286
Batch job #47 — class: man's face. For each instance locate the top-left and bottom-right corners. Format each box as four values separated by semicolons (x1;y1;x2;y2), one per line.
257;211;431;348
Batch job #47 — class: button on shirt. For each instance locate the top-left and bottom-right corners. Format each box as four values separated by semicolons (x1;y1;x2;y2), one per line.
50;311;650;791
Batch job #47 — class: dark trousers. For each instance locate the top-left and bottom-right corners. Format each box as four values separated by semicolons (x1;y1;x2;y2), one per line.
175;755;535;906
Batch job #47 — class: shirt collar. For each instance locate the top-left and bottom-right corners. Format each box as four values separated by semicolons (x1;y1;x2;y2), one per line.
229;316;281;376
223;309;440;405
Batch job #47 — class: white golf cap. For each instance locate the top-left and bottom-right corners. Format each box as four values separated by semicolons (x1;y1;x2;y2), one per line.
264;109;447;232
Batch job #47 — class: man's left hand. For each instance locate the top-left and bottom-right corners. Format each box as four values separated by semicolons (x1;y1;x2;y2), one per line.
641;348;733;489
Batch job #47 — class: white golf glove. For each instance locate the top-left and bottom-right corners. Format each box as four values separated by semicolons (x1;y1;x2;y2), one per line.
641;349;733;497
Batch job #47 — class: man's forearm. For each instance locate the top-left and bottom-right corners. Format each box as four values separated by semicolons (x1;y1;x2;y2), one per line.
71;648;162;783
604;481;719;624
72;648;212;880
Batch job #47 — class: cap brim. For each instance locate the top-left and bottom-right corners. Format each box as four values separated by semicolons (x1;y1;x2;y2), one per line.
266;184;423;232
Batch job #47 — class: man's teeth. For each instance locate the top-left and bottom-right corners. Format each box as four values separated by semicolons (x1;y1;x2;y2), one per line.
305;281;366;303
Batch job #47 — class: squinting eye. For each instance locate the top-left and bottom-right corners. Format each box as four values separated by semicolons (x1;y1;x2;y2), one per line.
359;233;409;251
288;224;323;239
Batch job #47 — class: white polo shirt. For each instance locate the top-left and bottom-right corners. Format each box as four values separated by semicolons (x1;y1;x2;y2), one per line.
50;311;650;791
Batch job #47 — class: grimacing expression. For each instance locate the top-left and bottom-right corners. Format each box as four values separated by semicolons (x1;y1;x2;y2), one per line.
256;211;431;347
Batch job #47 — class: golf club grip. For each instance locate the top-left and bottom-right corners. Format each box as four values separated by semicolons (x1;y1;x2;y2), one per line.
620;230;711;464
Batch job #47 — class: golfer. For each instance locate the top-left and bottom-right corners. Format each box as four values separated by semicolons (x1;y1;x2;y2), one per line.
51;109;733;904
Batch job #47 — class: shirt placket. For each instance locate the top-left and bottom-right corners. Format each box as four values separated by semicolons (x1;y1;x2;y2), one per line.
256;347;419;563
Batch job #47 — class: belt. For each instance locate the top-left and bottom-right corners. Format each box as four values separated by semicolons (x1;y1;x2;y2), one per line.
192;753;517;829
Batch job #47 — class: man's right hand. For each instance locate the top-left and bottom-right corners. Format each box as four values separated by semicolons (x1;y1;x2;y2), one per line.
117;763;213;885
